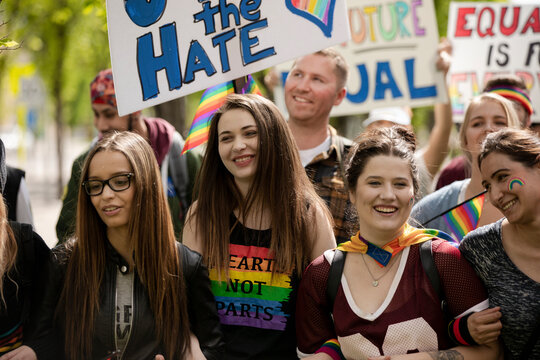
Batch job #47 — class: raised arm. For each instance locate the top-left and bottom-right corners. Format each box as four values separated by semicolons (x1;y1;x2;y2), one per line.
422;38;454;177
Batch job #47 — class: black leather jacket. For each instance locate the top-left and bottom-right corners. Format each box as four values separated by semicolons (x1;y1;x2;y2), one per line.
32;242;224;360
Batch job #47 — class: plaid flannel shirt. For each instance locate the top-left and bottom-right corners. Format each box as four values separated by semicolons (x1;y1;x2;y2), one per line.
305;127;357;244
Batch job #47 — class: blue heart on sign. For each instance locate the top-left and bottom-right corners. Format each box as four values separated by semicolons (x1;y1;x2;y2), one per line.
285;0;337;38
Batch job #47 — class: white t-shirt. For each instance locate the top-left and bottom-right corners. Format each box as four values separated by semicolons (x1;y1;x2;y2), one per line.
115;268;134;354
299;136;331;167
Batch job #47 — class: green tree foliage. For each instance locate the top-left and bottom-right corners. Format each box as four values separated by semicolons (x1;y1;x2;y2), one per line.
1;0;110;195
2;0;109;126
434;0;504;38
414;0;502;132
0;1;18;52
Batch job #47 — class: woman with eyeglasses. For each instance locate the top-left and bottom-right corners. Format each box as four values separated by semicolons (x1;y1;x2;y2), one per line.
32;131;223;360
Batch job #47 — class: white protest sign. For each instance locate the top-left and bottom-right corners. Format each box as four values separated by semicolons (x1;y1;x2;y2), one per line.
107;0;350;116
274;0;447;117
447;2;540;123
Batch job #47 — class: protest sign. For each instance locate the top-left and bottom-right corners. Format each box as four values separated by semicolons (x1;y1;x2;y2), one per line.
447;2;540;123
274;0;447;117
107;0;350;116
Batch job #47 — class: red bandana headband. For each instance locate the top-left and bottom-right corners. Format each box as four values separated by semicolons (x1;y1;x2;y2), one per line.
486;85;533;115
90;69;117;108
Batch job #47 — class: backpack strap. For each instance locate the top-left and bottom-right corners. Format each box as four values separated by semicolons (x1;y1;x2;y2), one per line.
326;249;347;312
4;167;25;221
9;221;35;323
419;240;449;320
167;132;190;214
334;136;349;194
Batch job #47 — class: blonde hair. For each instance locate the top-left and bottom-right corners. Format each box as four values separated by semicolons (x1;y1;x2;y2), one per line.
0;197;17;308
459;93;522;161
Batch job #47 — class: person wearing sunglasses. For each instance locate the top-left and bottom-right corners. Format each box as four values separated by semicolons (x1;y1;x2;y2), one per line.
32;131;223;360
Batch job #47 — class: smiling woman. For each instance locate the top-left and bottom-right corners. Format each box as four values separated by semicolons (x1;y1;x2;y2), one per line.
183;93;336;359
460;128;540;360
31;132;224;360
217;108;259;195
411;93;522;242
296;126;501;360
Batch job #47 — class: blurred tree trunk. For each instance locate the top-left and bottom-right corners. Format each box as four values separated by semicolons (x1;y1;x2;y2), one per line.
52;24;67;198
153;97;186;135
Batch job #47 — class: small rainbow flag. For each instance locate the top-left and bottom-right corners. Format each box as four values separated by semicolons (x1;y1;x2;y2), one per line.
422;229;459;245
181;75;262;154
441;191;486;242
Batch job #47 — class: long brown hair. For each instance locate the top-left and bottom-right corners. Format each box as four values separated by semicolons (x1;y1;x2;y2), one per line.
58;131;190;359
0;196;17;308
191;94;328;275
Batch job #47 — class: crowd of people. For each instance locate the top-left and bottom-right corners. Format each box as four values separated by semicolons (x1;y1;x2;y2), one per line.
0;42;538;360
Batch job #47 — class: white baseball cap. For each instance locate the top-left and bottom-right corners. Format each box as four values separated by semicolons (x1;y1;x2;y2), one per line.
363;107;411;127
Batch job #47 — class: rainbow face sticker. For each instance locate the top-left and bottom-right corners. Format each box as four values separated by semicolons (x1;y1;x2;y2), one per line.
508;177;525;191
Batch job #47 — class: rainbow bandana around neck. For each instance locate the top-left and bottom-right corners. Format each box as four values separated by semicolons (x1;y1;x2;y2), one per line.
336;224;456;267
487;85;533;115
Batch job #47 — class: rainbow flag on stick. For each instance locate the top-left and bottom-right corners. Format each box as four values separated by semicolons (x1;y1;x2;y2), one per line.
181;74;262;154
422;190;487;242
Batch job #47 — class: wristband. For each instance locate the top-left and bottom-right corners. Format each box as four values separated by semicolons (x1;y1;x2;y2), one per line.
448;312;478;346
315;339;346;360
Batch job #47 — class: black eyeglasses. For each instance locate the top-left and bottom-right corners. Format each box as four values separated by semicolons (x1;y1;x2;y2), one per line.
82;173;134;196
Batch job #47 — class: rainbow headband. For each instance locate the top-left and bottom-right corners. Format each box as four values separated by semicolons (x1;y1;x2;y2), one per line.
487;86;533;115
508;177;525;191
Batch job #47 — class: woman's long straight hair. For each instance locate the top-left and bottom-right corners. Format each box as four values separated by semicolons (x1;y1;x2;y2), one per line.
191;94;330;276
58;131;190;359
0;197;17;308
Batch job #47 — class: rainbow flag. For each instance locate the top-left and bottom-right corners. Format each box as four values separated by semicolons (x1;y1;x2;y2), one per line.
441;192;486;242
181;74;262;154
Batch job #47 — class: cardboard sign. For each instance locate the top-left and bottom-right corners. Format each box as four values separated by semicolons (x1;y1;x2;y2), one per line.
107;0;350;116
447;2;540;122
274;0;447;117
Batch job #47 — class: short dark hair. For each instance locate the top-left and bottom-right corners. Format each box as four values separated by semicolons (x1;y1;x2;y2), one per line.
483;74;527;92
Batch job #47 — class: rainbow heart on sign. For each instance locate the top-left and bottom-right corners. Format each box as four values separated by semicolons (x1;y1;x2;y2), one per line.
285;0;336;38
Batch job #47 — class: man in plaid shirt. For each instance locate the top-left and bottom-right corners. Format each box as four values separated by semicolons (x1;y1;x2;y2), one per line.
284;48;356;244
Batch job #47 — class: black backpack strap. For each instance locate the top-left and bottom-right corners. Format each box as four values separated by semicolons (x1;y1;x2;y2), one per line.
4;166;25;221
334;136;349;194
326;249;347;312
167;132;190;213
9;221;36;322
419;240;449;320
